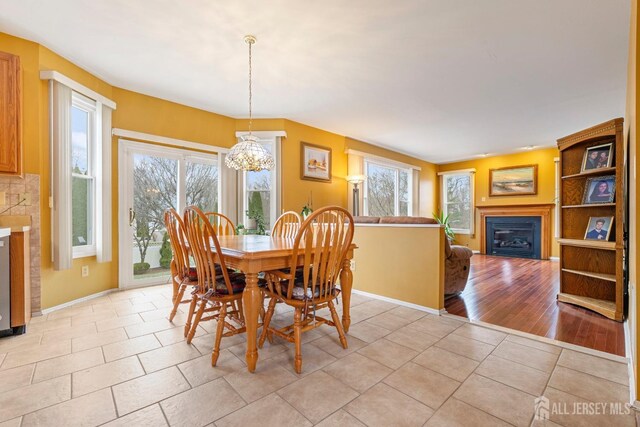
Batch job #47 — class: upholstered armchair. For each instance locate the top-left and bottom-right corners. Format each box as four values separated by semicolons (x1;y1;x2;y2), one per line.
443;238;473;296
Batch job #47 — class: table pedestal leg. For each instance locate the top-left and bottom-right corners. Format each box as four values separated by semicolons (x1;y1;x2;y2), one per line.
340;257;353;333
243;272;261;372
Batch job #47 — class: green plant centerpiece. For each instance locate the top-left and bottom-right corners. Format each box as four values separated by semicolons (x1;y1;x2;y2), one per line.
433;211;455;242
301;204;313;219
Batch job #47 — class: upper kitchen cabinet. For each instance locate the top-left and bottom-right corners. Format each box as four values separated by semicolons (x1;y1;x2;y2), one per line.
0;51;22;176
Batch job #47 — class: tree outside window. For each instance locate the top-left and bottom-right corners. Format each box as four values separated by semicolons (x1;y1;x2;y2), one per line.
365;162;411;216
443;173;472;232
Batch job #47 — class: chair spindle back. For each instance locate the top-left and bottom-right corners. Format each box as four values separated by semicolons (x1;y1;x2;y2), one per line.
271;211;302;238
184;206;236;295
204;212;237;236
164;208;191;281
287;206;354;301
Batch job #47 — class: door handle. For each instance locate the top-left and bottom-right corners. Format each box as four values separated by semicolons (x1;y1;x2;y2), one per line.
129;208;136;226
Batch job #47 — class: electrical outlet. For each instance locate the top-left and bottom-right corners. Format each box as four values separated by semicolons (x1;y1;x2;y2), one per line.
0;192;5;206
18;192;31;206
350;260;356;271
481;197;486;202
81;265;89;277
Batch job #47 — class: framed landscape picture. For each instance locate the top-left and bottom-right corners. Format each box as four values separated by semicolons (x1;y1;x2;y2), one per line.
489;164;538;196
582;175;616;204
583;216;614;241
301;142;331;182
581;142;613;172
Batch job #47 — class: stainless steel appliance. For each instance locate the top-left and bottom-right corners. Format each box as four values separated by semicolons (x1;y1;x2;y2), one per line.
0;232;10;332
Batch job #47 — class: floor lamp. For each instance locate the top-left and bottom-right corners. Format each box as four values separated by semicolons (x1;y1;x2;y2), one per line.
346;175;365;216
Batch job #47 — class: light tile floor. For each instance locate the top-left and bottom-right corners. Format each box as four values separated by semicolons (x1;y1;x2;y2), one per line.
0;284;636;426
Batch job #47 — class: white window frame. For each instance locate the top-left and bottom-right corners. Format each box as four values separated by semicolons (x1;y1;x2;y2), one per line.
363;159;413;216
439;169;475;235
238;138;279;231
117;139;220;288
71;92;97;259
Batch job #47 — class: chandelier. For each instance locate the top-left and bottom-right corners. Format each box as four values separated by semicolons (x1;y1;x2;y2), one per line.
225;35;274;171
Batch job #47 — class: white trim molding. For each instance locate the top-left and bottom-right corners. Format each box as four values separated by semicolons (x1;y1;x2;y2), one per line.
345;149;421;171
112;128;229;154
437;168;476;176
41;289;117;314
235;130;287;139
351;289;445;315
40;70;116;109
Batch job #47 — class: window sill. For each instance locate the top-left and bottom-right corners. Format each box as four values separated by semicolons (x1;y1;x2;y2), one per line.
73;246;97;259
452;229;472;235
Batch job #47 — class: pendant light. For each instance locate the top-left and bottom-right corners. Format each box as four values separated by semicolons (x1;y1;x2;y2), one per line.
225;35;274;171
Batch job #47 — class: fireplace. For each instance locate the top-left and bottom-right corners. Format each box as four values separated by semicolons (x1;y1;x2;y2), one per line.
477;204;554;260
486;216;541;259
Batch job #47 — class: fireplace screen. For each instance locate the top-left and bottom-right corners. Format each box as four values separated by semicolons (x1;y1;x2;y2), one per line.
486;216;541;259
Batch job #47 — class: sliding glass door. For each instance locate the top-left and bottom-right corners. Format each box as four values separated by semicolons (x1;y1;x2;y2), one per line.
119;140;219;288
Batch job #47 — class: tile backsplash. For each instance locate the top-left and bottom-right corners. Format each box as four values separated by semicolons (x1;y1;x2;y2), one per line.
0;174;42;315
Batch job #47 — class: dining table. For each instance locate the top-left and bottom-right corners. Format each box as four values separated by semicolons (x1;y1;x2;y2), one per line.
214;234;357;373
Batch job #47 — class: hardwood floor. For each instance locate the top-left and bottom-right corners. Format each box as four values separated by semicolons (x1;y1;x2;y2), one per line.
445;255;626;356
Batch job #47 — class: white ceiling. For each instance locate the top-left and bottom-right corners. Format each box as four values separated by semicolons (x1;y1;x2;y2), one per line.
0;0;630;163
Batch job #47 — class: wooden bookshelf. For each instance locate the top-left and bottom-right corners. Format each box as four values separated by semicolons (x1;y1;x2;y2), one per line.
562;203;616;209
557;118;624;322
561;167;616;179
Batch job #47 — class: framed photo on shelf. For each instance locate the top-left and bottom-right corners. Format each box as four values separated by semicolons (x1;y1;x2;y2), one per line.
580;142;613;172
582;175;615;204
301;142;332;182
489;164;537;196
583;216;614;241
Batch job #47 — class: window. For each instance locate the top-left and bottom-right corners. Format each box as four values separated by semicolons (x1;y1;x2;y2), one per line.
441;171;474;234
45;72;115;270
364;160;412;216
242;140;277;233
71;92;97;257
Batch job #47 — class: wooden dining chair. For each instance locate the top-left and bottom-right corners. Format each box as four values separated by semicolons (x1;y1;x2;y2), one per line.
271;211;302;238
164;208;196;323
183;206;247;366
259;206;354;373
204;211;237;236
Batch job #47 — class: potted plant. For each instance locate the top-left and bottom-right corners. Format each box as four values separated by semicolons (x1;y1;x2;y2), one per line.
301;204;313;220
433;211;455;242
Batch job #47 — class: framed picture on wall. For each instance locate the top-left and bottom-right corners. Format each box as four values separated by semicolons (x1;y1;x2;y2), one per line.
301;142;332;182
489;164;538;196
582;175;616;204
583;216;614;241
580;142;613;172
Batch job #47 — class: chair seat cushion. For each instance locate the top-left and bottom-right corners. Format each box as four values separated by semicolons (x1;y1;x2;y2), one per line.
214;271;246;295
278;281;320;300
188;265;236;283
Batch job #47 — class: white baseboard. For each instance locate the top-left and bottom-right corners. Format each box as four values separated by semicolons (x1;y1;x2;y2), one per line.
472;250;481;254
351;289;445;315
41;289;117;315
549;256;560;262
625;320;637;405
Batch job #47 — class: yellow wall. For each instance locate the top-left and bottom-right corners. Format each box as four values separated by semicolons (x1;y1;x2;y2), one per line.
437;148;560;257
352;225;445;310
1;31;439;309
280;120;348;211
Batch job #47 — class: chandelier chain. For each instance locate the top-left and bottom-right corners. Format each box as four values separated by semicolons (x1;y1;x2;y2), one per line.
248;38;252;134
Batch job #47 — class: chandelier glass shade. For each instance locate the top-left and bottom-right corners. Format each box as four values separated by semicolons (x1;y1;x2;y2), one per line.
225;134;274;171
225;35;274;172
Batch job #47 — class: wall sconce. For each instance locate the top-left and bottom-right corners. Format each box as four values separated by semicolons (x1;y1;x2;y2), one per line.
346;175;366;216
